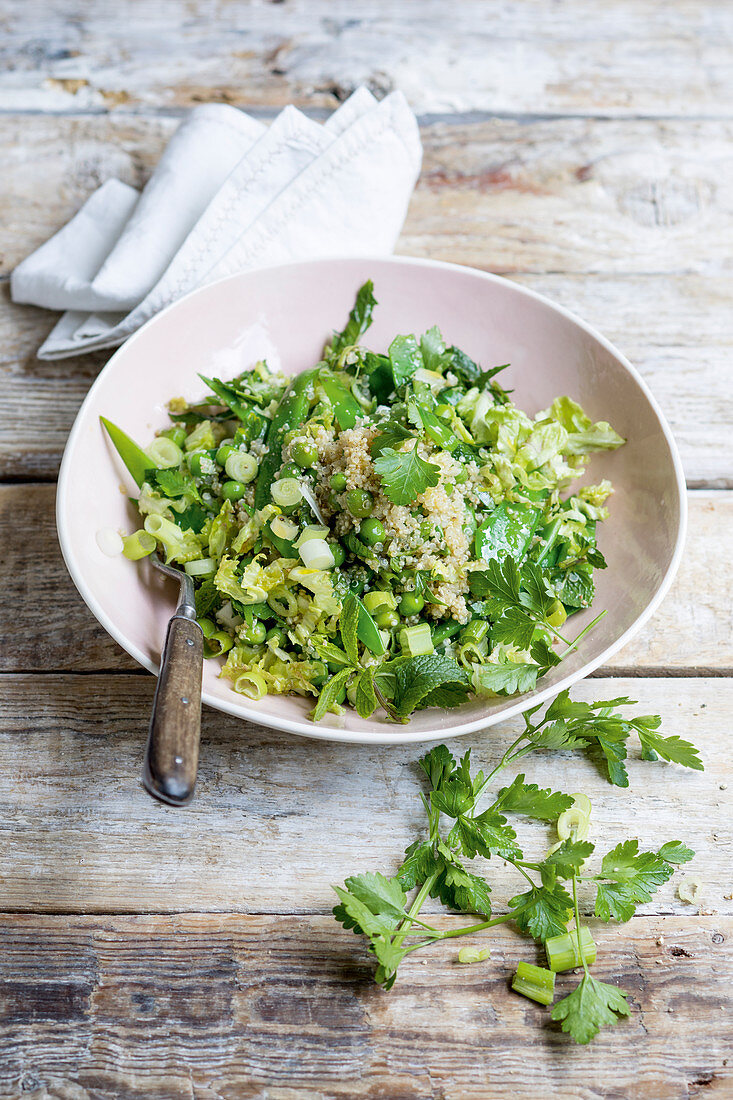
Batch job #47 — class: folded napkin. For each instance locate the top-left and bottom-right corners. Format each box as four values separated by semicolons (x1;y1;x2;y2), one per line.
12;88;422;359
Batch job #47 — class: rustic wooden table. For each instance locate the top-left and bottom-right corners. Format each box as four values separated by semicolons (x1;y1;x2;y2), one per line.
1;2;732;1097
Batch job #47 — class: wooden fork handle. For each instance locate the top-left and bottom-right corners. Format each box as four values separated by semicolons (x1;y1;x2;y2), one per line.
143;615;204;806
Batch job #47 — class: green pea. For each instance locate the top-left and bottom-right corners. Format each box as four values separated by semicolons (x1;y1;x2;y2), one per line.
346;489;373;518
360;517;386;545
330;472;348;492
375;609;400;630
216;442;236;467
187;450;210;478
222;480;247;501
279;461;301;481
266;627;286;646
330;542;346;568
240;620;266;645
291;440;319;468
162;426;187;448
399;592;425;616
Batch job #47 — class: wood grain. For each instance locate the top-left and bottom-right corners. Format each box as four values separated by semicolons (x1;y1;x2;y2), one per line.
2;0;732;119
1;114;731;482
3;485;730;674
0;673;727;915
0;913;728;1099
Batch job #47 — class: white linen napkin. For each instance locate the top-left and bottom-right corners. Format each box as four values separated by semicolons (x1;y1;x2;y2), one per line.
11;88;422;360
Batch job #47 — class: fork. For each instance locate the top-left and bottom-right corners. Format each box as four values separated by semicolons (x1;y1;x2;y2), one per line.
142;553;204;806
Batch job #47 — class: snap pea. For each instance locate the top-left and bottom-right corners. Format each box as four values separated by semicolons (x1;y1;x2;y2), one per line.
100;417;155;488
321;376;363;430
254;368;319;509
354;596;386;656
431;619;464;645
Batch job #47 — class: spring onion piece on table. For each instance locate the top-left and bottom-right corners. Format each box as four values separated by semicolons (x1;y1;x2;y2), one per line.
103;280;625;721
512;961;556;1005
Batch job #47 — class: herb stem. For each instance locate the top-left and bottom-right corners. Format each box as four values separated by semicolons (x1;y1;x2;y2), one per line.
571;874;589;976
393;870;440;949
403;902;532;950
563;609;608;655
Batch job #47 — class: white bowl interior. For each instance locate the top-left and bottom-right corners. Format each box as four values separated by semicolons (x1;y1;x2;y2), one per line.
57;257;685;744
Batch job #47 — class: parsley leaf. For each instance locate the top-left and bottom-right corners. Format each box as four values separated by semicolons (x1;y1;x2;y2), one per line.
509;882;574;941
473;661;540;696
545;837;595;879
153;468;201;500
657;840;695;864
490;606;537;650
369;419;414;457
431;854;493;916
494;774;574;820
594;839;675;922
450;810;522;860
418;744;457;791
420;326;452;372
373;442;441;505
629;717;704;772
551;973;631;1044
173;501;208;533
398;840;441;890
388;334;423;388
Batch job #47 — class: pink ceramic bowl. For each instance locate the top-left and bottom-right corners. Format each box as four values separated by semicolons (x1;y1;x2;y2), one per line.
57;257;686;745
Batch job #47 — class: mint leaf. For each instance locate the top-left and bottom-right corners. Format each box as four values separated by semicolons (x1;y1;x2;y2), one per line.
389;655;469;718
495;774;574;821
509;882;574;941
312;668;351;721
551;973;631;1044
354;667;378;719
373;442;440;505
339;594;360;666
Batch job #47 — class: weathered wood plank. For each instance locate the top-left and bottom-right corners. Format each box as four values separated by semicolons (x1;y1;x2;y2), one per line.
1;114;731;482
2;0;732;119
3;485;730;674
3;114;732;277
0;913;729;1099
0;674;727;914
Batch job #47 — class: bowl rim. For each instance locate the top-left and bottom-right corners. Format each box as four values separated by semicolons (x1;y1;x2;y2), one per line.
56;254;688;745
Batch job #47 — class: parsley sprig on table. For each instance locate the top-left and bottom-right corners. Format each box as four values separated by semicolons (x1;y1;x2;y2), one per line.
332;690;699;1042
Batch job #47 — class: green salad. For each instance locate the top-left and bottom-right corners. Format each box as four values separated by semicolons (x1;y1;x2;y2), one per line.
103;281;624;722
